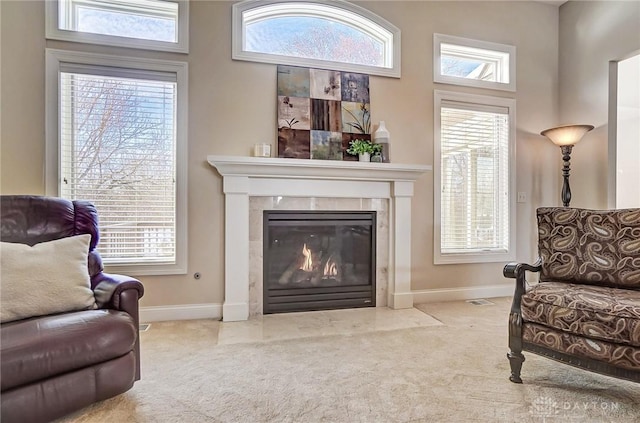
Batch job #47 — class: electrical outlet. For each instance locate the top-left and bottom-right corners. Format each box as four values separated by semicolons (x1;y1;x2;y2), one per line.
517;192;527;203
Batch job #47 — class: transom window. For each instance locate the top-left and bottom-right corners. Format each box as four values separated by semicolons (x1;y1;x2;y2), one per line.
434;90;516;264
434;34;515;91
46;0;189;53
233;0;401;78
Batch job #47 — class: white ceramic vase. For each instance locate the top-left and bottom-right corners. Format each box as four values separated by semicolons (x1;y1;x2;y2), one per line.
373;121;391;163
358;152;371;162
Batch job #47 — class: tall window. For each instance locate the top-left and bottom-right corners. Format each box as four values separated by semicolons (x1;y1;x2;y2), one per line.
232;0;401;78
46;49;188;275
46;0;189;53
434;91;516;264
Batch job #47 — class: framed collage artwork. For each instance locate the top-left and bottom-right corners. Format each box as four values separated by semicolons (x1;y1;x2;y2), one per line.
277;65;371;161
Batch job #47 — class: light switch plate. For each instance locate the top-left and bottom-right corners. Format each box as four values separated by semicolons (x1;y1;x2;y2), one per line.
517;192;527;203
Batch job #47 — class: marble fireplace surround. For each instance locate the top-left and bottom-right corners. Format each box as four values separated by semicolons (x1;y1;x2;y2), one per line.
208;156;431;322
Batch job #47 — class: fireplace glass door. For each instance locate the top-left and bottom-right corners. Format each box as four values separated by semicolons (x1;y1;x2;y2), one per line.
263;211;376;314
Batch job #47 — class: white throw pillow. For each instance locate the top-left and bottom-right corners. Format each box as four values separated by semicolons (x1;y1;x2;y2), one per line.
1;234;97;323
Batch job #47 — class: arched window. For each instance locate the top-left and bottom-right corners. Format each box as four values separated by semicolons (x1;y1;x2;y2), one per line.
232;0;401;78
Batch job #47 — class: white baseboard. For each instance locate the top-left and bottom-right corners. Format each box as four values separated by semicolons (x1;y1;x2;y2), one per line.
139;285;513;321
140;303;222;323
412;284;513;304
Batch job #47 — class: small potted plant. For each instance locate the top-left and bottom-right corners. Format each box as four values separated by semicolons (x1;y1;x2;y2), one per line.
370;143;383;162
346;139;379;162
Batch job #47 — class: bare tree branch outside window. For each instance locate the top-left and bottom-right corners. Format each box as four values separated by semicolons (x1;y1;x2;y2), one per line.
61;73;176;261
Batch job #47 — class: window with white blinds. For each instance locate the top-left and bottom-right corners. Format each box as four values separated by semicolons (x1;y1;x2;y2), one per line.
434;90;516;264
46;49;188;275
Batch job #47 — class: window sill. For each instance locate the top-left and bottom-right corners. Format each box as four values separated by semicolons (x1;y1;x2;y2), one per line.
434;251;515;265
104;262;187;277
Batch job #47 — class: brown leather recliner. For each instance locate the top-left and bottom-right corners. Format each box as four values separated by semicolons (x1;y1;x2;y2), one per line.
0;195;144;423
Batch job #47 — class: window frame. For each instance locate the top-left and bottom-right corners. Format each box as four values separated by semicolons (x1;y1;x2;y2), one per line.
433;90;516;264
434;33;516;92
45;0;189;53
232;0;401;78
45;48;189;275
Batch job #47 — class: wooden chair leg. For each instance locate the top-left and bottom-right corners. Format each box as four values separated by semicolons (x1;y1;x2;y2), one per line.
507;351;525;383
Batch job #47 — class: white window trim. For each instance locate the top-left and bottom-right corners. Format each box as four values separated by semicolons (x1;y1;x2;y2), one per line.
45;48;189;275
232;0;401;78
433;90;516;264
434;33;516;92
45;0;189;54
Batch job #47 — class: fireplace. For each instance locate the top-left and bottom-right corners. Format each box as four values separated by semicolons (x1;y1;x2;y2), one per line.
263;211;376;314
207;155;430;321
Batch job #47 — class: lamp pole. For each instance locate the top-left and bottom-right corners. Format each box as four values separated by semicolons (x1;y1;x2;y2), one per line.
560;145;573;207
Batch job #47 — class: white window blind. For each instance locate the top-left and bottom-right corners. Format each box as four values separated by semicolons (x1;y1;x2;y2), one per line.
437;96;512;261
59;63;177;265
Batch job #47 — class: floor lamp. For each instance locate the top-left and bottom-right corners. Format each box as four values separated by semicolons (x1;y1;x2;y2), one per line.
540;124;594;207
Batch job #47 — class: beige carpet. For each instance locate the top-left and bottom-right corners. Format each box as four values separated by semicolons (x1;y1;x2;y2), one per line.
59;298;639;422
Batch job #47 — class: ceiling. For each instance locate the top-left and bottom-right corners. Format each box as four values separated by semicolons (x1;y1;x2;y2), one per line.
537;1;568;6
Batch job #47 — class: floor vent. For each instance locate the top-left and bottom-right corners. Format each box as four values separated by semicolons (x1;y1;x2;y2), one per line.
139;323;151;331
466;299;494;306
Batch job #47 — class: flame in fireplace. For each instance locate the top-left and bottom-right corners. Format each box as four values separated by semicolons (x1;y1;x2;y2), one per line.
300;243;313;272
323;255;338;277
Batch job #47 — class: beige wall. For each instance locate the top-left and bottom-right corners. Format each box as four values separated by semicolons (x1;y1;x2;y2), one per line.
1;1;561;308
558;0;640;209
615;55;640;208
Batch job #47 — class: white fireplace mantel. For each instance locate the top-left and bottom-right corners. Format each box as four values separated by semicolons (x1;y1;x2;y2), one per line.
207;155;431;321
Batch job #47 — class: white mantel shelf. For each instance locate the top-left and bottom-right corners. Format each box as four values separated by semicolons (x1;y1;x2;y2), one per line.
207;155;432;322
207;155;431;182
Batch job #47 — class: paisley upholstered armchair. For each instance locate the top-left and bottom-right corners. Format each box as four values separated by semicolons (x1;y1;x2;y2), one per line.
503;207;640;384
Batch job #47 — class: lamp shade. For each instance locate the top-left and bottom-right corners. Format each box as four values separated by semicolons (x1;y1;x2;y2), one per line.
540;124;594;146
